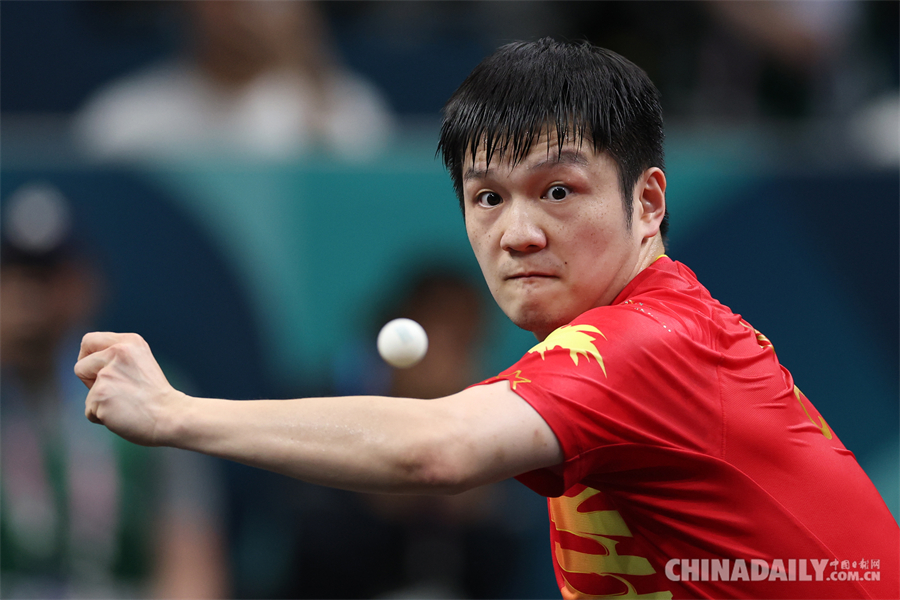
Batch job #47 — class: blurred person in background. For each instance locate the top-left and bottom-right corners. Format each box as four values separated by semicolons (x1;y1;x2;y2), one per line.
0;183;228;599
701;0;899;165
72;0;394;161
697;0;878;119
356;268;525;599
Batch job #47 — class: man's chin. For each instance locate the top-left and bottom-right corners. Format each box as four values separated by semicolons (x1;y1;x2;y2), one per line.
506;305;569;340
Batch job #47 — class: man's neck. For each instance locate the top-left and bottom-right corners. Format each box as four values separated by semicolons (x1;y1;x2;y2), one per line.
631;234;667;279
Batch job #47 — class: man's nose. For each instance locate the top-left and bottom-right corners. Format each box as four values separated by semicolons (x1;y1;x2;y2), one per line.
499;200;547;254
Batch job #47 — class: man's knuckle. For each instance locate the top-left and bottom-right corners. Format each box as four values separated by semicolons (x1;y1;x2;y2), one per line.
110;341;130;358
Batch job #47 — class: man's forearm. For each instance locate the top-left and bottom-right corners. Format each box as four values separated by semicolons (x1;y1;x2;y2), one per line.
167;393;471;494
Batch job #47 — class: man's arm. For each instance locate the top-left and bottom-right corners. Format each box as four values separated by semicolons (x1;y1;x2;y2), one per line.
74;332;563;495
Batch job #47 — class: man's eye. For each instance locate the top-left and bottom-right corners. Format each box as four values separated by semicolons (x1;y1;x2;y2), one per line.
476;191;503;207
544;185;570;201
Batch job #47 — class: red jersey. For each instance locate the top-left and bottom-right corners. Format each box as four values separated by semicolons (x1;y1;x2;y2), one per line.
477;257;898;599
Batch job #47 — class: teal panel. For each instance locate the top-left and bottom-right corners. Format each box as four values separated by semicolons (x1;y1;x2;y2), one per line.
144;154;537;389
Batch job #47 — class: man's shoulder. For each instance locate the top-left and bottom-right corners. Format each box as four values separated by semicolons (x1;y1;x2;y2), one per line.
580;262;707;328
618;257;708;303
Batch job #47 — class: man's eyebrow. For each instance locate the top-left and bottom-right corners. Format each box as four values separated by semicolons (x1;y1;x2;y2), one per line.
463;166;488;182
529;149;589;171
463;150;588;182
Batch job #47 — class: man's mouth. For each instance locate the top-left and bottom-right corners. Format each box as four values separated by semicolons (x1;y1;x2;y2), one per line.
507;272;556;281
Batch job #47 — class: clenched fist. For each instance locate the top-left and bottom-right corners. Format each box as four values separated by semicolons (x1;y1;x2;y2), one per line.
74;332;184;447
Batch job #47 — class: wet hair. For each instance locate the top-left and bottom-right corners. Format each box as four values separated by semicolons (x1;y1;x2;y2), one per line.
438;38;668;237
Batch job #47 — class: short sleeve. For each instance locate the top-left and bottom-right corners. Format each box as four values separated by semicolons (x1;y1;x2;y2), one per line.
475;304;724;496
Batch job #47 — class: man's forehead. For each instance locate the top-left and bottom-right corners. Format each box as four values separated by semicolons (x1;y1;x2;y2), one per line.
465;130;594;176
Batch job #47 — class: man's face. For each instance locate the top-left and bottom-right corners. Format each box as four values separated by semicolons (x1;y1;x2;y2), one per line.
463;134;648;340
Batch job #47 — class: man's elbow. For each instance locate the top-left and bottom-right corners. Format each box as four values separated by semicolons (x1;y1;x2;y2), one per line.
397;437;483;496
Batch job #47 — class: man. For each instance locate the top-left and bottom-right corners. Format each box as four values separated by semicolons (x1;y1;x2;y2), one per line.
75;39;898;599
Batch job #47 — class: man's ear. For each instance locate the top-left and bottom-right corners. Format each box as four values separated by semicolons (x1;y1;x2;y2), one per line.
634;167;666;239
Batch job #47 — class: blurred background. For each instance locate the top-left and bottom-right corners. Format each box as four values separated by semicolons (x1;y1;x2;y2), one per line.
1;1;897;598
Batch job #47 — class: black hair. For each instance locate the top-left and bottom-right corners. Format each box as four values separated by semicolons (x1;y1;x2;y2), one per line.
438;38;668;238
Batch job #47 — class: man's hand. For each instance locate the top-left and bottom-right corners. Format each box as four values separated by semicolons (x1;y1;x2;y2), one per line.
74;332;182;447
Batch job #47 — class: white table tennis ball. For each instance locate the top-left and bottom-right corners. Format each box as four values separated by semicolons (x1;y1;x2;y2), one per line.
377;318;428;368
